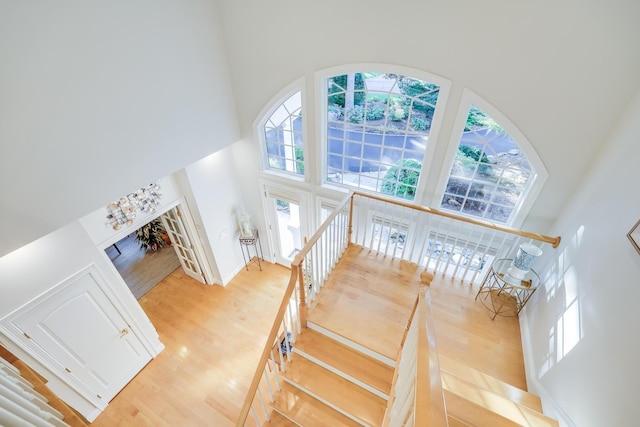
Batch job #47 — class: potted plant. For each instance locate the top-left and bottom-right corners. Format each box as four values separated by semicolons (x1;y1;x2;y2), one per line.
135;219;168;251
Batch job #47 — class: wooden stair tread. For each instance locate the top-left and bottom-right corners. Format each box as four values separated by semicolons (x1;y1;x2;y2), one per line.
447;415;472;427
442;372;558;427
294;328;393;396
307;245;422;361
282;356;386;426
439;354;542;412
262;411;298;426
272;383;361;427
444;390;521;427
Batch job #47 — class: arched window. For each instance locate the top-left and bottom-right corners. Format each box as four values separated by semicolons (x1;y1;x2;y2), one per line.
438;102;545;225
263;91;304;176
324;72;443;201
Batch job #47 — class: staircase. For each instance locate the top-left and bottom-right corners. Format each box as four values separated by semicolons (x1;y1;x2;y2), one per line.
266;323;393;427
262;325;558;427
0;345;88;427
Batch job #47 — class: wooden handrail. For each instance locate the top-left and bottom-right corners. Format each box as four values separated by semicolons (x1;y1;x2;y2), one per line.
291;191;353;267
353;191;561;248
235;266;300;427
415;287;448;426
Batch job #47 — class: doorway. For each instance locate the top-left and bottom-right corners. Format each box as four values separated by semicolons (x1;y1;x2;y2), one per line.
266;194;304;266
105;226;180;299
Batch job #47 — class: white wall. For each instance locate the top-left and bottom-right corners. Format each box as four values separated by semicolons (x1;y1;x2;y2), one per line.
78;175;183;249
0;0;240;257
521;89;640;426
182;145;248;284
217;0;640;233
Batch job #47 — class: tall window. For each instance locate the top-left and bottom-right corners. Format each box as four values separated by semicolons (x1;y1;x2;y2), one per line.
263;91;304;176
325;73;440;201
440;105;534;224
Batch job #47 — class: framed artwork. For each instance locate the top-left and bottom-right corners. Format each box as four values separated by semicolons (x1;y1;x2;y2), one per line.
627;219;640;255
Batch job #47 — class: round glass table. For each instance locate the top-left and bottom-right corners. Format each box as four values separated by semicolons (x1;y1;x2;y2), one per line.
475;258;540;320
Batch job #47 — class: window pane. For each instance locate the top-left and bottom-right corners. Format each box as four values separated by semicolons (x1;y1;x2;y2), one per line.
263;91;304;176
439;104;534;224
325;73;441;201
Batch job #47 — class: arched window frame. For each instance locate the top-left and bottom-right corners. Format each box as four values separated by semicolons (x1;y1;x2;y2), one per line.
316;64;452;205
256;80;307;181
433;89;548;228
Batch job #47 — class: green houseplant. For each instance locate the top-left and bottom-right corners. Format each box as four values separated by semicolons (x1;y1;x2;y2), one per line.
135;219;168;251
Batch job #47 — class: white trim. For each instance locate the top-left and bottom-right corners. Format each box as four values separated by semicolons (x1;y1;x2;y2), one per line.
253;78;308;181
432;88;549;228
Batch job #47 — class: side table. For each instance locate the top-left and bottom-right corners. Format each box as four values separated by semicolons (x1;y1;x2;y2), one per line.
475;258;540;320
239;229;264;271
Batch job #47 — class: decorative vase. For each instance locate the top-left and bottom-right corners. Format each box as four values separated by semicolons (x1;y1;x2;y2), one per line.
239;213;253;237
507;243;542;279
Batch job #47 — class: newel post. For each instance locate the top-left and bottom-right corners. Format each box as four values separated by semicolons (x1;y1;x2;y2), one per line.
347;194;355;244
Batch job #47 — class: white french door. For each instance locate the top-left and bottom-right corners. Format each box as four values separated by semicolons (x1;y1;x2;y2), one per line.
160;206;207;284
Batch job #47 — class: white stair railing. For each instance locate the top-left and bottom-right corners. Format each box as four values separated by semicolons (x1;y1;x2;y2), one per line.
351;192;560;285
0;356;69;427
236;192;352;427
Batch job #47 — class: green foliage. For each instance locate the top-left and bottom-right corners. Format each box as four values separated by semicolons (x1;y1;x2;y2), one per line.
346;105;364;123
465;105;503;132
411;116;430;131
395;76;439;116
380;159;422;200
366;93;389;103
295;147;304;174
390;105;406;121
328;74;366;107
328;105;343;120
135;219;167;252
365;104;385;121
457;145;493;176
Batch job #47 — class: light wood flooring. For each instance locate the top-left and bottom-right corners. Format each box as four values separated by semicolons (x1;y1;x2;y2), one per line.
91;261;291;427
90;244;527;425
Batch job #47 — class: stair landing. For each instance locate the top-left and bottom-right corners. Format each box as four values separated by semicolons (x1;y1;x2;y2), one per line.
307;244;422;361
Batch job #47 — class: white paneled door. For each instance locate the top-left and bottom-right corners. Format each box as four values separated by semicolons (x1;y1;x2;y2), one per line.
6;267;152;404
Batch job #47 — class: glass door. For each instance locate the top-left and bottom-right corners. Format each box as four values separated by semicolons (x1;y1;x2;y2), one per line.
267;196;303;266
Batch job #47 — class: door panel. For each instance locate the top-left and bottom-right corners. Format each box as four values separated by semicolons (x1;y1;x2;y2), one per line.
10;268;151;403
160;207;206;284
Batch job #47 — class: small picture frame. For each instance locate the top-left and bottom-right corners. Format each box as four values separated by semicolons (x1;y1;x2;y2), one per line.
627;219;640;255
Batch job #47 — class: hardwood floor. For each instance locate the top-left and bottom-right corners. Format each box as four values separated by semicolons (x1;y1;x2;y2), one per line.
308;244;422;361
91;261;291;427
429;272;527;389
90;245;527;426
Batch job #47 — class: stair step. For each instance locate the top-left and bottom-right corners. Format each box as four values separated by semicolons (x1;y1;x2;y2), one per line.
272;382;362;427
439;354;543;412
444;390;521;427
442;373;559;427
447;415;472;427
282;356;386;426
262;410;298;426
294;328;394;398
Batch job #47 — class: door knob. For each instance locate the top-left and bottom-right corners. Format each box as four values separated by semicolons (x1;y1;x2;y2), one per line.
120;328;129;338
